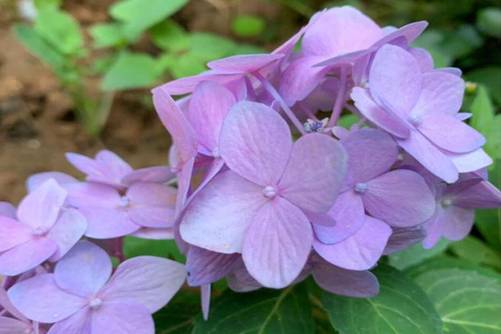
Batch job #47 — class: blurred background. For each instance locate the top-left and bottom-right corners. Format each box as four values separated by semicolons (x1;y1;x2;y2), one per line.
0;0;500;203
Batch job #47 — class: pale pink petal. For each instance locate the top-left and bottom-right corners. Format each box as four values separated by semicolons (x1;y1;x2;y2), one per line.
122;167;174;186
8;274;85;323
186;247;239;286
17;179;66;231
47;308;91;334
54;241;112;298
0;202;16;219
66;182;121;208
78;207;139;239
313;261;379;297
103;256;186;313
65;153;102;179
423;206;474;248
314;216;391;270
280;133;347;213
127;183;176;228
180;171;266;253
91;302;154;334
313;191;365;244
227;260;261;292
363;170;436;227
0;238;57;276
174;157;195;217
242;198;313;288
409;48;433;72
369;44;422;116
187;81;236;152
397;129;458;183
351;87;410;139
220;101;292;186
154;71;240;96
26;172;77;192
95;150;133;183
0;316;31;334
47;209;87;261
0;216;32;252
0;288;28;322
207;54;284;74
445;148;493;173
418;113;485;153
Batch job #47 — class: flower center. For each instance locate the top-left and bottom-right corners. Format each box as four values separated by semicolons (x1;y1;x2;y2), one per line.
354;182;368;194
212;147;220;158
118;196;130;208
89;297;103;309
262;186;277;199
32;226;48;236
408;114;422;127
304;118;327;133
441;198;453;207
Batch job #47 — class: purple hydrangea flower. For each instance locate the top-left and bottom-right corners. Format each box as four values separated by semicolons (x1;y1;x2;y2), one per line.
180;101;347;288
0;180;86;276
352;44;489;183
7;241;186;334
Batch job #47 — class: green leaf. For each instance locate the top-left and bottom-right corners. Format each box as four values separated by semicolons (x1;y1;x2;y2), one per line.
476;161;501;251
471;86;501;160
123;237;185;262
449;236;501;270
110;0;188;40
321;265;442;334
90;23;126;48
389;239;449;270
232;15;266;38
34;0;62;9
34;7;83;55
466;67;501;105
102;52;160;91
413;268;501;333
338;114;359;129
150;20;188;52
440;24;483;60
155;289;199;334
13;24;66;69
477;7;501;38
192;284;315;334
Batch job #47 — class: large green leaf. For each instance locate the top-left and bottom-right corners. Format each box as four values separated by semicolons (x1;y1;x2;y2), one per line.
192;284;315;334
476;160;501;251
413;268;501;334
110;0;188;40
471;86;501;160
389;239;449;270
406;256;501;280
155;289;200;334
102;52;160;91
34;7;83;55
13;24;66;69
321;265;442;334
449;236;501;270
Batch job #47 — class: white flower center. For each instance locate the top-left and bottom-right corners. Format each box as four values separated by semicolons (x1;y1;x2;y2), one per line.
441;198;453;207
262;186;277;199
118;196;130;208
354;182;368;194
408;114;422;126
89;297;103;309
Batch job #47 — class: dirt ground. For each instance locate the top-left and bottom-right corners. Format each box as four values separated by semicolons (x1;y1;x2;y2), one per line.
0;0;290;203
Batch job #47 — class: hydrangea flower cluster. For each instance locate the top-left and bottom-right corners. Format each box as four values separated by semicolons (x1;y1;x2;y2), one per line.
153;5;501;299
1;5;501;332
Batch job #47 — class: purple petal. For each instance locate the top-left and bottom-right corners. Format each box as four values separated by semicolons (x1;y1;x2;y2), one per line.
280;133;347;213
303;6;383;57
453;181;501;209
54;241;112;298
0;288;28;322
411;71;464;117
314;216;391;270
47;209;87;261
313;261;379;297
201;284;211;321
397;130;458;183
94;150;133;182
445;148;492;173
186;247;239;286
127;183;176;228
220;101;292;186
369;44;422;116
0;202;16;219
122;167;175;186
423;206;474;248
341;128;399;183
65;153;102;180
66;182;121;208
418;113;485;153
0;316;32;334
207;54;284;74
227;260;262;292
351;87;410;138
152;88;197;165
8;274;85;323
91;302;154;334
371;21;428;49
180;171;266;253
187;81;236;152
242;199;312;288
26;172;77;192
0;216;32;252
0;238;57;276
47;308;91;334
102;256;185;313
17;179;66;231
363;169;436;227
78;207;138;239
409;48;433;72
383;227;425;255
154;70;240;96
313;191;365;244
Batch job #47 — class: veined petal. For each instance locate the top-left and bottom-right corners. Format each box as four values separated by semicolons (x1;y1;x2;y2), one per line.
66;182;121;208
186;247;239;286
0;238;57;276
79;207;139;239
127;183;176;228
280;133;347;213
0;202;16;218
8;274;85;323
453;181;501;209
242;198;313;288
122;166;174;186
423;206;474;248
91;302;154;334
54;241;112;298
207;54;284;74
180;171;266;254
0;316;32;334
220;101;292;186
0;216;32;252
445;148;493;173
47;208;87;261
47;308;92;334
26;172;77;192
